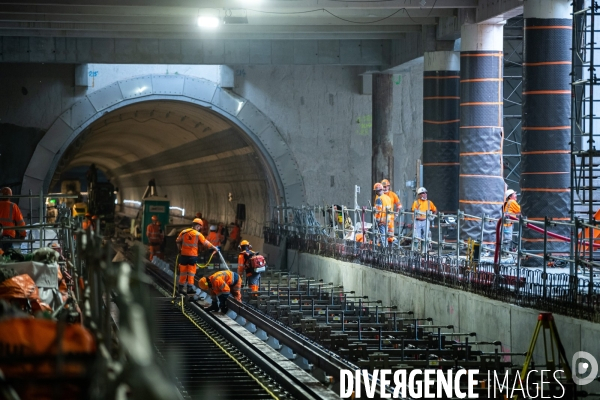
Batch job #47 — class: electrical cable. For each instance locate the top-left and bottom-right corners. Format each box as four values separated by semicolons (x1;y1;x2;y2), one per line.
427;0;438;17
244;7;418;24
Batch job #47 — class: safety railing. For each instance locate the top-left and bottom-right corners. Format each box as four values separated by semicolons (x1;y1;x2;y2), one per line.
0;192;79;254
267;204;600;322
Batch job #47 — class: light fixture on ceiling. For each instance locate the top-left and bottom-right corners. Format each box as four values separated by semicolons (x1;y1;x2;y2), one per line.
198;15;220;28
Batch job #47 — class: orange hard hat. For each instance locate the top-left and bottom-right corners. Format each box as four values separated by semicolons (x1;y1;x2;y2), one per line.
0;187;12;196
92;215;98;220
373;183;383;191
85;213;92;218
151;215;158;221
381;179;390;187
193;218;204;226
198;277;209;291
240;240;250;247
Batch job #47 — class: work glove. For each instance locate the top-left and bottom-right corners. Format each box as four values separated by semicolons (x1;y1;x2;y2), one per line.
205;302;219;312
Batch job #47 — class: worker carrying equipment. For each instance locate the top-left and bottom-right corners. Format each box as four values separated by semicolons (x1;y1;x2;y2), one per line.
146;215;164;261
199;270;242;313
411;187;437;253
238;240;266;293
0;187;27;252
176;218;218;295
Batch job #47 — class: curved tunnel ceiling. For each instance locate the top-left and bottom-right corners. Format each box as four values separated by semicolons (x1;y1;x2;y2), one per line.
55;100;271;236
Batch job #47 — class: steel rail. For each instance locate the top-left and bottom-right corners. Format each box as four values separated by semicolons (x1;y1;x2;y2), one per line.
146;265;337;400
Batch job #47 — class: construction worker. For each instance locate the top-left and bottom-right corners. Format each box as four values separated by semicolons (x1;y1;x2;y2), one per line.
411;187;437;252
198;270;242;313
195;212;209;236
226;222;241;250
176;218;219;294
206;225;221;247
237;240;262;293
0;187;27;252
373;183;395;246
82;213;94;231
503;189;521;251
146;215;164;260
381;179;402;213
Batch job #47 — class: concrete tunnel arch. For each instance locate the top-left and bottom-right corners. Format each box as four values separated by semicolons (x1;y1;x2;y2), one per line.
21;74;306;234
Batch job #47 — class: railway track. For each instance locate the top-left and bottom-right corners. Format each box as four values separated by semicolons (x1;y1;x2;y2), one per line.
146;263;339;400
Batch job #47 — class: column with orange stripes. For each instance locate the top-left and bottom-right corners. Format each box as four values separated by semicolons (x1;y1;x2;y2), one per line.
521;0;571;258
423;51;460;214
459;24;505;244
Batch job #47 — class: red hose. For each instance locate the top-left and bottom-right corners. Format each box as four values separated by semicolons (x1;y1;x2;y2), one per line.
493;217;503;265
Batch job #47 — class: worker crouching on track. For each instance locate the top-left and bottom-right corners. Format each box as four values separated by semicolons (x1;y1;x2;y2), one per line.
146;215;164;260
199;270;242;313
238;240;264;293
176;218;219;295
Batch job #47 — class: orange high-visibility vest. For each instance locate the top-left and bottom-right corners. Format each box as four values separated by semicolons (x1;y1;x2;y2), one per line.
0;201;26;238
177;228;207;257
229;225;240;240
411;199;437;221
146;223;163;244
207;231;220;247
374;194;393;223
208;270;237;296
385;191;402;211
82;219;94;231
503;199;521;227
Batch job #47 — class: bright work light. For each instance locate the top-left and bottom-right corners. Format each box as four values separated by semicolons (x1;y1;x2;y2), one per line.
198;16;220;28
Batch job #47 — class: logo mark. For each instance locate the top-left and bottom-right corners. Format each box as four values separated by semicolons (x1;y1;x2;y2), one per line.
572;351;598;386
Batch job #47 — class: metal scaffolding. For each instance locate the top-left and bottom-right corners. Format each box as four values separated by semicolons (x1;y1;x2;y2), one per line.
572;1;600;224
503;16;524;189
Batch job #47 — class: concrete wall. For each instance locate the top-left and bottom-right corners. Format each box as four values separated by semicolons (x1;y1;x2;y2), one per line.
1;62;424;224
288;250;600;392
235;63;424;207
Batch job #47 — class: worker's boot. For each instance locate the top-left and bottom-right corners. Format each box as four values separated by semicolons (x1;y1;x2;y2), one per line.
178;285;186;295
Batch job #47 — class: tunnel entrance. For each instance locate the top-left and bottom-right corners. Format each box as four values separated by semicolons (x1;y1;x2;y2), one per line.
21;75;305;237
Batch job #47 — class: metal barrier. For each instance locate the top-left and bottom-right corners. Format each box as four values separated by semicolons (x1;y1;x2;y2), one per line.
266;205;600;322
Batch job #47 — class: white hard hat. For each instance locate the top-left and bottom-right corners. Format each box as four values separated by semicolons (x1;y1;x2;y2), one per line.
506;189;516;199
417;187;427;195
210;225;217;231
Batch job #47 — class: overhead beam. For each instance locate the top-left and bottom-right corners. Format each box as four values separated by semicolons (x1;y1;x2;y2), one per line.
0;25;420;40
0;0;477;9
0;36;392;65
476;0;523;23
0;12;454;24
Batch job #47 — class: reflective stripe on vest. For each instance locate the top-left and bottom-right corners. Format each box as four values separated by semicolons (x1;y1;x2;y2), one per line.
147;224;162;242
180;228;200;256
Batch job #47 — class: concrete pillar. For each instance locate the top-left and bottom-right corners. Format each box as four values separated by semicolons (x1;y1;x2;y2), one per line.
372;74;394;188
423;51;460;214
459;24;505;244
521;0;572;258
